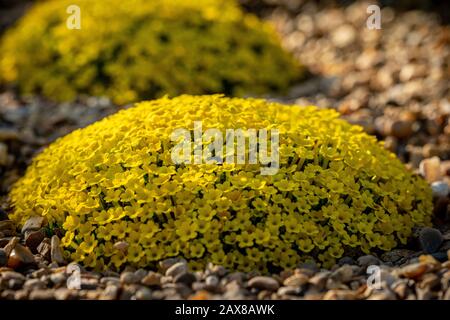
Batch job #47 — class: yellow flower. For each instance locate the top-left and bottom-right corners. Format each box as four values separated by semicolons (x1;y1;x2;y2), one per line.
9;95;433;271
175;220;198;241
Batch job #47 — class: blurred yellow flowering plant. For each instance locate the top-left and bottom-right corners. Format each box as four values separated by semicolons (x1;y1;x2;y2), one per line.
10;95;433;271
0;0;300;104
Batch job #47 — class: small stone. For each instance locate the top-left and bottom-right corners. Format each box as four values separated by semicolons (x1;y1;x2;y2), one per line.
174;272;196;286
2;236;19;257
134;269;148;283
398;263;428;279
100;276;120;286
205;275;219;288
392;280;410;299
21;216;46;234
0;249;7;267
283;273;309;287
160;258;186;273
419;227;443;254
330;24;356;48
0;270;26;282
419;157;442;183
0;220;15;233
248;276;280;291
0;143;8;166
99;285;119;300
37;238;51;260
166;261;188;278
357;255;381;269
50;235;65;265
0;209;9;221
381;249;415;264
323;289;357;300
120;271;138;285
54;288;76;300
7;244;35;269
431;251;448;262
29;289;55;300
338;256;356;266
368;290;396;300
308;271;330;290
277;286;301;296
24;278;47;290
330;265;353;283
431;181;449;198
135;287;152;300
49;272;67;287
25;229;45;253
389;120;413;139
141;271;162;286
418;273;440;290
207;264;227;277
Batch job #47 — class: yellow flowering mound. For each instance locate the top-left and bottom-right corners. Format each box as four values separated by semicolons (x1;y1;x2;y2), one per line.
10;95;432;271
0;0;300;104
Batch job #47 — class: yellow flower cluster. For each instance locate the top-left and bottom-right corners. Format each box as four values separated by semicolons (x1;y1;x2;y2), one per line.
0;0;300;104
10;95;433;271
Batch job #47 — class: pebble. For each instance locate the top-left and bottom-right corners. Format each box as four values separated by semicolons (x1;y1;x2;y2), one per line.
0;270;26;282
120;271;138;285
283;273;309;287
277;286;302;296
330;265;353;283
29;289;55;300
7;244;35;269
323;289;357;300
397;263;429;279
367;290;396;300
50;235;65;265
159;258;185;272
0;220;14;232
338;256;356;266
419;227;443;254
24;278;47;290
0;143;8;166
248;276;280;291
141;271;161;286
165;261;188;278
0;249;7;267
49;272;67;287
389;120;413;139
135;287;152;300
25;229;45;253
37;238;51;260
419;157;442;182
431;181;449;198
0;209;8;221
21;216;46;234
173;272;196;286
357;255;381;269
205;275;219;288
134;268;148;283
100;285;119;300
100;276;120;286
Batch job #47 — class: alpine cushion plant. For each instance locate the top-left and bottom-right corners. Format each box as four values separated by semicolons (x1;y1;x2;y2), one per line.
0;0;300;104
10;95;433;272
